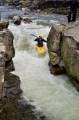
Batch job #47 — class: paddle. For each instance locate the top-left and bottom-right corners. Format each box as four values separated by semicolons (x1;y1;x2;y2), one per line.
30;33;38;38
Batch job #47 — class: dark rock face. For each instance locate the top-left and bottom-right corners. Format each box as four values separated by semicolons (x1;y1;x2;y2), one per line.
0;0;5;5
13;16;22;25
0;21;15;98
0;53;5;99
5;0;74;9
48;62;66;75
0;21;45;120
22;17;32;24
29;0;77;9
0;73;46;120
47;24;66;75
61;22;79;89
0;21;15;73
4;73;22;98
47;22;79;89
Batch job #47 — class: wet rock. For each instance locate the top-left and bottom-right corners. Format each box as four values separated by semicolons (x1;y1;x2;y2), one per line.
4;73;22;98
22;7;31;14
0;21;9;30
48;62;66;75
0;21;15;98
0;53;5;99
0;21;45;120
0;73;45;120
8;15;14;20
13;16;22;25
0;98;38;120
47;22;79;89
0;23;15;72
47;24;65;75
22;17;32;23
61;22;79;87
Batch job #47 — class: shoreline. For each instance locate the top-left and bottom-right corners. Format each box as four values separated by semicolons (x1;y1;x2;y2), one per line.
0;73;46;120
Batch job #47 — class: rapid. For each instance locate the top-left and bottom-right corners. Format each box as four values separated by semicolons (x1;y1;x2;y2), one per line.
8;14;79;120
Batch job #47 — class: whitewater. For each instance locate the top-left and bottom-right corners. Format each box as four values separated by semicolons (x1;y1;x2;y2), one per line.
8;15;79;120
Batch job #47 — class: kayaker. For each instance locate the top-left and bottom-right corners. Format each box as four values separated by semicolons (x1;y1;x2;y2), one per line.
34;36;47;47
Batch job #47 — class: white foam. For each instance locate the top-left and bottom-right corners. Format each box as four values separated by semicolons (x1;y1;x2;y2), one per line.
9;20;79;120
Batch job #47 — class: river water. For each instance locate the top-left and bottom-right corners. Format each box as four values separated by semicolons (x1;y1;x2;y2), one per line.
2;8;79;120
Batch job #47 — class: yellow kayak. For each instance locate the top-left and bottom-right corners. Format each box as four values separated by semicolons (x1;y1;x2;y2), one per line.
35;45;47;56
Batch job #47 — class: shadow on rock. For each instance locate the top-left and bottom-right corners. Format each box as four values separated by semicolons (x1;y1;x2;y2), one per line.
0;73;46;120
4;73;22;99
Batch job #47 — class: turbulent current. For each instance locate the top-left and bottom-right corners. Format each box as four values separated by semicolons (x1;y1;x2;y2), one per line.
9;14;79;120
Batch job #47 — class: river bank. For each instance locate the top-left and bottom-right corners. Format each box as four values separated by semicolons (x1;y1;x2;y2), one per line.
0;20;46;120
9;16;79;120
0;73;46;120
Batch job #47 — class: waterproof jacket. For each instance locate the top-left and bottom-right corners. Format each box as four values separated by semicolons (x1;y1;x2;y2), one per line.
34;37;47;47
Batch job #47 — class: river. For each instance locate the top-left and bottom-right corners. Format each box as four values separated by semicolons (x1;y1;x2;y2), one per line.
1;7;79;120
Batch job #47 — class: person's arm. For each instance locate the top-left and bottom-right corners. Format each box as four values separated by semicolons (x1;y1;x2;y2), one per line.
43;39;47;42
34;38;38;41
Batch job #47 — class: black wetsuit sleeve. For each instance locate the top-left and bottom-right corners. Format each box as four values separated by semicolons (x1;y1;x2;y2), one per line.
34;38;38;41
42;39;47;42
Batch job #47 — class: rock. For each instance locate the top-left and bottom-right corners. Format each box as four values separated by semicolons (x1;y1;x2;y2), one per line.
0;53;5;99
13;16;22;25
5;60;15;72
22;17;32;23
47;24;65;75
48;52;60;65
48;61;66;75
22;7;31;14
3;30;15;72
0;21;44;120
0;21;15;72
47;22;79;89
0;73;45;120
0;98;41;120
61;22;79;87
4;73;22;98
8;15;14;20
0;21;9;30
0;21;15;98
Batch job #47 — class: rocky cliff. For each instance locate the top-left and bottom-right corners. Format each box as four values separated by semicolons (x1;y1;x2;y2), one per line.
0;21;45;120
47;22;79;90
0;21;15;99
61;23;79;89
5;0;72;8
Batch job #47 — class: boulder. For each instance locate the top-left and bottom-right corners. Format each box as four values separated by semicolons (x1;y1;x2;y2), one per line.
0;73;45;120
61;22;79;88
0;21;15;72
0;53;5;99
47;24;65;74
13;16;22;25
0;21;9;30
48;62;66;75
0;21;15;99
47;22;79;88
22;17;32;23
4;73;22;98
